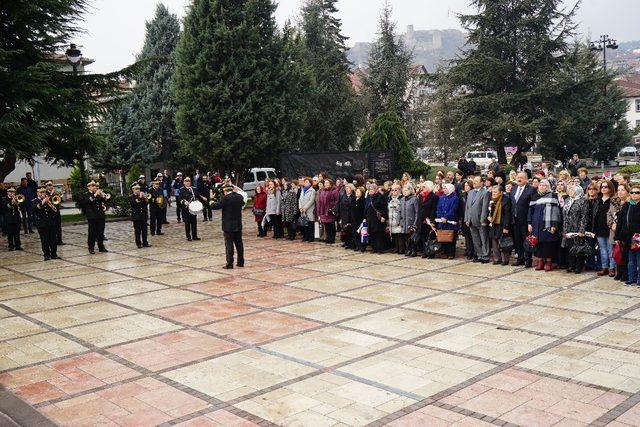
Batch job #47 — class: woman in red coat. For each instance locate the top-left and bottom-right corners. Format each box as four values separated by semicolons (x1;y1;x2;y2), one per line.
253;185;267;237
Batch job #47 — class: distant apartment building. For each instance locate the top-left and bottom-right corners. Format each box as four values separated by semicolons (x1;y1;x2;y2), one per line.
617;75;640;145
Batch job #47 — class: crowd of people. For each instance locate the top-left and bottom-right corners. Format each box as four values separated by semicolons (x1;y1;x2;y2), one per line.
250;162;640;286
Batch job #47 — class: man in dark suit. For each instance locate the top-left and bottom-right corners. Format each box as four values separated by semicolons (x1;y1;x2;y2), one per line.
129;185;151;248
510;172;535;267
83;181;108;254
211;184;245;269
33;188;58;260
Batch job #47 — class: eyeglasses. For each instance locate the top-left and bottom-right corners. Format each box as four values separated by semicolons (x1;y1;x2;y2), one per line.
631;192;640;195
601;185;608;189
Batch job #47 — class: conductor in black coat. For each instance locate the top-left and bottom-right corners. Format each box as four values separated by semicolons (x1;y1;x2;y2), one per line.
83;181;108;254
129;185;151;248
210;185;245;269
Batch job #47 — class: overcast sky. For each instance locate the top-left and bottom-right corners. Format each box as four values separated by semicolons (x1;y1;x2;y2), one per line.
77;0;640;73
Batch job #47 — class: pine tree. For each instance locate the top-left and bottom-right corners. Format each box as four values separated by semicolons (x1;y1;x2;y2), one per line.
447;0;577;163
0;0;138;180
362;1;414;121
540;42;631;162
299;0;361;151
131;4;181;163
361;112;414;171
174;0;301;182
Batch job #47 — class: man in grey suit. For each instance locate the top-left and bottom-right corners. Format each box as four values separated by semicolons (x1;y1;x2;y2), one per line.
298;177;317;242
465;176;491;263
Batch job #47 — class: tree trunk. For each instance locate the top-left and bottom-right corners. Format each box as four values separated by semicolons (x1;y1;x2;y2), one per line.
0;152;17;182
496;144;507;165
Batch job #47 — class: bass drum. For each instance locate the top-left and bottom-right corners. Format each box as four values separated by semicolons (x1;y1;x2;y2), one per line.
188;200;203;215
238;189;248;208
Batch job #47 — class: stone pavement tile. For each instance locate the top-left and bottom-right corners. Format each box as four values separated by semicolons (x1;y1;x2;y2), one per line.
201;311;320;345
287;275;375;294
615;401;640;426
340;345;495;398
278;296;383;323
0;307;12;319
64;314;181;347
39;377;208;426
577;318;640;350
575;277;640;297
148;270;227;287
0;317;47;341
0;332;87;370
419;322;556;363
174;410;259;426
162;349;315;401
114;288;208;311
50;271;130;289
72;252;130;264
108;330;239;371
227;285;322;308
153;299;256;326
342;266;418;282
2;290;95;314
518;340;640;392
144;251;200;262
11;259;74;273
0;352;138;404
0;282;63;301
92;257;156;271
244;267;324;285
262;326;393;366
236;373;415;426
82;279;168;298
392;271;480;290
113;264;191;279
341;308;457;340
30;301;135;329
440;261;517;278
483;304;604;336
298;259;370;274
264;254;324;267
385;257;459;270
340;283;436;305
404;292;512;319
28;265;103;281
0;272;37;287
457;279;554;302
505;268;589;287
184;277;271;296
388;404;494;426
534;289;640;316
177;256;230;269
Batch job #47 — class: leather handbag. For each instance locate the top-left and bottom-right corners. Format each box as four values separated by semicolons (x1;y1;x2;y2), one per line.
296;215;309;228
499;235;514;252
613;242;624;264
435;229;455;243
524;234;538;253
569;237;593;258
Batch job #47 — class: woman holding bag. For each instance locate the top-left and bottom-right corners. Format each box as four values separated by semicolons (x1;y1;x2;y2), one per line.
528;179;561;272
399;184;420;257
435;183;460;260
487;185;512;265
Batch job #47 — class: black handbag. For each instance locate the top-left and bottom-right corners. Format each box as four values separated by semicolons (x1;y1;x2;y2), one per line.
408;229;422;247
296;215;309;228
569;237;593;258
499;235;514;252
423;231;441;256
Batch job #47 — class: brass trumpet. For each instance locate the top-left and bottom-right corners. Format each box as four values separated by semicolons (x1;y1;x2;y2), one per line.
51;194;62;205
14;194;25;205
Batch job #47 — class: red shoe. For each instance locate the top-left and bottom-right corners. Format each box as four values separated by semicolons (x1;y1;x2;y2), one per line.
535;259;545;271
545;260;552;272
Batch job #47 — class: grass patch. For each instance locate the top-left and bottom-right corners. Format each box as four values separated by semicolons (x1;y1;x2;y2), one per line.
61;213;120;223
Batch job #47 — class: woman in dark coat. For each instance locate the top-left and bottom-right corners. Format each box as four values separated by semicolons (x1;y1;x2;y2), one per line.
584;183;601;271
460;180;475;260
318;179;339;244
528;179;561;272
281;182;299;240
338;184;356;249
435;183;460;259
418;181;439;257
350;187;365;251
399;184;420;256
615;184;640;286
365;184;388;254
562;185;588;274
487;185;512;265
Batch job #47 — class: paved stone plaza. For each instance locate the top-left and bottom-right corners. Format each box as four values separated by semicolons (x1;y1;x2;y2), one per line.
3;212;640;426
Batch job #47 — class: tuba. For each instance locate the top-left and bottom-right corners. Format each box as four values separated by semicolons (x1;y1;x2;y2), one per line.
155;195;167;208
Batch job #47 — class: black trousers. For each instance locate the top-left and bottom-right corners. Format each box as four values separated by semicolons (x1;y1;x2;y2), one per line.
303;221;315;242
6;223;21;249
224;231;245;266
271;215;284;238
183;213;197;239
150;208;162;234
284;221;296;239
370;229;386;253
133;220;148;246
55;213;63;243
257;221;265;237
87;218;106;250
176;197;182;221
512;223;530;263
20;206;33;233
324;221;336;243
202;201;212;221
38;226;57;258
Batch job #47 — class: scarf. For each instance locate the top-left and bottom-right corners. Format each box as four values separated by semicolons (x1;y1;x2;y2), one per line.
530;191;560;230
565;185;584;210
489;193;503;225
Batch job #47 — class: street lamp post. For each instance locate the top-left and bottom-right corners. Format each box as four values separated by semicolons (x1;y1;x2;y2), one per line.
589;34;618;72
64;43;88;188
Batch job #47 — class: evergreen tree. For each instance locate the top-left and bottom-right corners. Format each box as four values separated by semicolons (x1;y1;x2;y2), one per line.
361;112;414;171
362;1;414;121
540;42;631;162
132;4;181;163
447;0;577;163
300;0;361;151
0;0;138;180
174;0;301;182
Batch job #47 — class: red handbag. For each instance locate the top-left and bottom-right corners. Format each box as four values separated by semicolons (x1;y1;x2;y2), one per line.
613;242;624;265
526;234;539;247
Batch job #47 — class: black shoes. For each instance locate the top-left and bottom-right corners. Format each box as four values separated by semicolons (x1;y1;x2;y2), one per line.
143;244;151;248
89;249;95;254
237;263;244;268
99;248;108;253
223;265;233;270
193;237;201;241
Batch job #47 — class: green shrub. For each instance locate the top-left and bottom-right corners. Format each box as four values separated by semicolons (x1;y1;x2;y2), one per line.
619;165;640;175
126;164;142;188
111;194;131;217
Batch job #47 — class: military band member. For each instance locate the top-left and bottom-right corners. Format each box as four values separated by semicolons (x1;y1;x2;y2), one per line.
45;181;65;245
148;180;165;236
173;172;184;222
33;188;59;260
84;181;108;254
129;185;151;248
137;175;149;193
210;184;244;269
156;173;169;224
198;174;213;221
178;177;200;241
2;187;22;251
